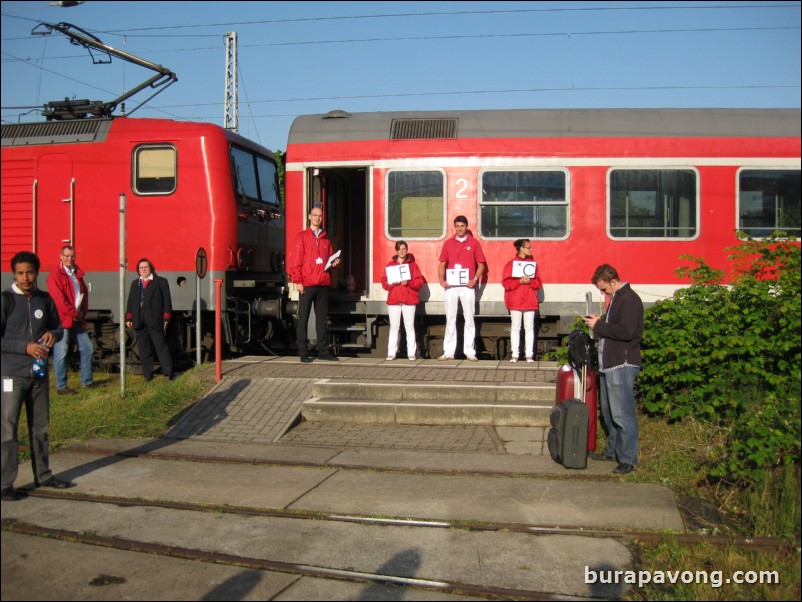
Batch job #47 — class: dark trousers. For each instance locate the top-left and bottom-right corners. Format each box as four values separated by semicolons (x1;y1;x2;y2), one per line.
1;375;53;489
296;285;330;356
136;326;173;380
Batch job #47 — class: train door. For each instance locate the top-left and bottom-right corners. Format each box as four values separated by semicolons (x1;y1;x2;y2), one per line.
307;167;368;296
36;154;74;261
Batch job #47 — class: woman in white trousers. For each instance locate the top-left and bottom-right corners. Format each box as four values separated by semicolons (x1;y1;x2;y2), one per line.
381;241;424;360
501;239;542;362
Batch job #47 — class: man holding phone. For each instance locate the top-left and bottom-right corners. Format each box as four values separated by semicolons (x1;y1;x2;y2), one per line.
583;264;644;475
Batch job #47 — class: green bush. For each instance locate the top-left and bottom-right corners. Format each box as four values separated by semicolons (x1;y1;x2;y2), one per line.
638;233;800;485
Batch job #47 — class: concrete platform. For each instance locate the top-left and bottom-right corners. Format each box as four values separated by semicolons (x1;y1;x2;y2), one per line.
1;356;686;601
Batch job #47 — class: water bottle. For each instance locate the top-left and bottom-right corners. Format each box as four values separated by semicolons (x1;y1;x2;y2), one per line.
32;340;50;379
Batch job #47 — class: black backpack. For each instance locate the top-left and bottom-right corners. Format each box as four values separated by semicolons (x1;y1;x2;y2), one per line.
1;290;14;335
568;329;597;372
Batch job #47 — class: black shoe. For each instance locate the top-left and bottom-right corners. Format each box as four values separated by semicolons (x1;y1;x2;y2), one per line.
37;477;73;489
589;452;616;462
299;356;313;363
612;463;636;475
319;354;339;362
1;487;27;501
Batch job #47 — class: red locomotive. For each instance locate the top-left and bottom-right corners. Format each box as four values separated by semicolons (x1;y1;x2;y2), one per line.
2;22;286;366
285;108;800;358
1;116;286;364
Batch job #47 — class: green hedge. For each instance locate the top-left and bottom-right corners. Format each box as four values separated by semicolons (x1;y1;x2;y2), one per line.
638;233;801;485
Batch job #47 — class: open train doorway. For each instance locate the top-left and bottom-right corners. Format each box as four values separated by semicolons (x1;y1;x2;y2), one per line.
307;167;371;351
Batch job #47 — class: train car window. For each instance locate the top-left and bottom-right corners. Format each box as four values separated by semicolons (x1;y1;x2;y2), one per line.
479;170;568;239
256;156;280;206
738;169;801;238
386;170;445;239
133;146;176;195
231;146;280;207
609;169;698;239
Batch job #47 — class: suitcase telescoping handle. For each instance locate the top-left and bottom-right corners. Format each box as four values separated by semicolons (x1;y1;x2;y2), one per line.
585;290;594;340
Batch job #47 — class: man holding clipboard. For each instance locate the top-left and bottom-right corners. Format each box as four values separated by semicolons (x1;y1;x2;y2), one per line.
437;216;487;361
288;207;341;362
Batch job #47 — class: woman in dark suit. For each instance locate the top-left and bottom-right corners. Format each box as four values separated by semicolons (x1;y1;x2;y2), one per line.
125;258;174;380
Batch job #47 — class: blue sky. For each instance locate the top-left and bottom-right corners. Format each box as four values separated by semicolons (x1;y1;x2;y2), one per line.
2;1;800;151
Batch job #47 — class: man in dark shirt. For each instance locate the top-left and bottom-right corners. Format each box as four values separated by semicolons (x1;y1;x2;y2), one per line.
583;264;644;475
1;251;73;501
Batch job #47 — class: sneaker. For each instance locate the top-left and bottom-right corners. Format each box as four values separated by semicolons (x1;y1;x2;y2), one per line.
36;477;73;489
56;387;77;395
589;452;616;462
437;354;454;361
612;463;636;475
466;355;478;362
1;487;26;501
526;357;535;363
509;358;518;363
386;356;395;361
408;356;416;361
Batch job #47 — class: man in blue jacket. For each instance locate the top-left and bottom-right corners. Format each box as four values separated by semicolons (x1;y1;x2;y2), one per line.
1;251;73;501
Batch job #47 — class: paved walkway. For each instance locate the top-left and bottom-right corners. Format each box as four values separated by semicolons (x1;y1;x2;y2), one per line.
167;356;557;454
2;356;694;601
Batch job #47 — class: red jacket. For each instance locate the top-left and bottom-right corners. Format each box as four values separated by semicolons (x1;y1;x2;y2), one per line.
288;228;334;287
46;263;89;329
502;254;542;311
381;256;424;305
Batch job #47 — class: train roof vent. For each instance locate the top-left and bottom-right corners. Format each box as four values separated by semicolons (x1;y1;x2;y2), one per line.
390;118;458;140
1;119;111;147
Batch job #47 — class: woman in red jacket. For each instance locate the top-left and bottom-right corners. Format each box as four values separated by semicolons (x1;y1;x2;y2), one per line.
381;241;424;360
502;239;542;363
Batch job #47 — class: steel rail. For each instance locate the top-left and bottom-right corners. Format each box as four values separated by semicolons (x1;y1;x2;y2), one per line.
20;487;793;553
2;518;583;602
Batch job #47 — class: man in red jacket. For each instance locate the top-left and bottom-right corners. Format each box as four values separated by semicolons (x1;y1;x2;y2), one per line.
46;245;95;394
288;207;341;362
437;216;486;361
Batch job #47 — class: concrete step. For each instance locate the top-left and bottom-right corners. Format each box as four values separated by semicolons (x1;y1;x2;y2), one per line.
305;380;555;426
302;398;552;426
311;380;555;403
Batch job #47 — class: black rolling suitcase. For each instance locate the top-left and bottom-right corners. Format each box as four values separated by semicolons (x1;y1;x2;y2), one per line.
548;357;590;469
548;397;589;469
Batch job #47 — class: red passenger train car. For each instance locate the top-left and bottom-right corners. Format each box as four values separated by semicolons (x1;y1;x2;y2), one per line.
1;116;286;364
285;108;801;358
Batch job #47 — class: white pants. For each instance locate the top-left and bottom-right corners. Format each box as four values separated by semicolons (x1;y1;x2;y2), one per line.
510;310;536;359
387;304;417;357
443;287;476;357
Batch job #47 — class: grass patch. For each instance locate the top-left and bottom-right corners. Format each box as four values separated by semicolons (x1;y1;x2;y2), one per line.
18;366;210;451
624;412;801;601
630;539;800;601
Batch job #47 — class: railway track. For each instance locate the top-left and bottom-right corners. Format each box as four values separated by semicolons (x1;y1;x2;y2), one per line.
3;517;580;601
1;444;791;601
6;485;790;553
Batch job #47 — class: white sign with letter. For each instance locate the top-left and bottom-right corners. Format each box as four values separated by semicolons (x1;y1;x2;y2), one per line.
512;261;537;278
446;268;470;286
385;263;412;284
